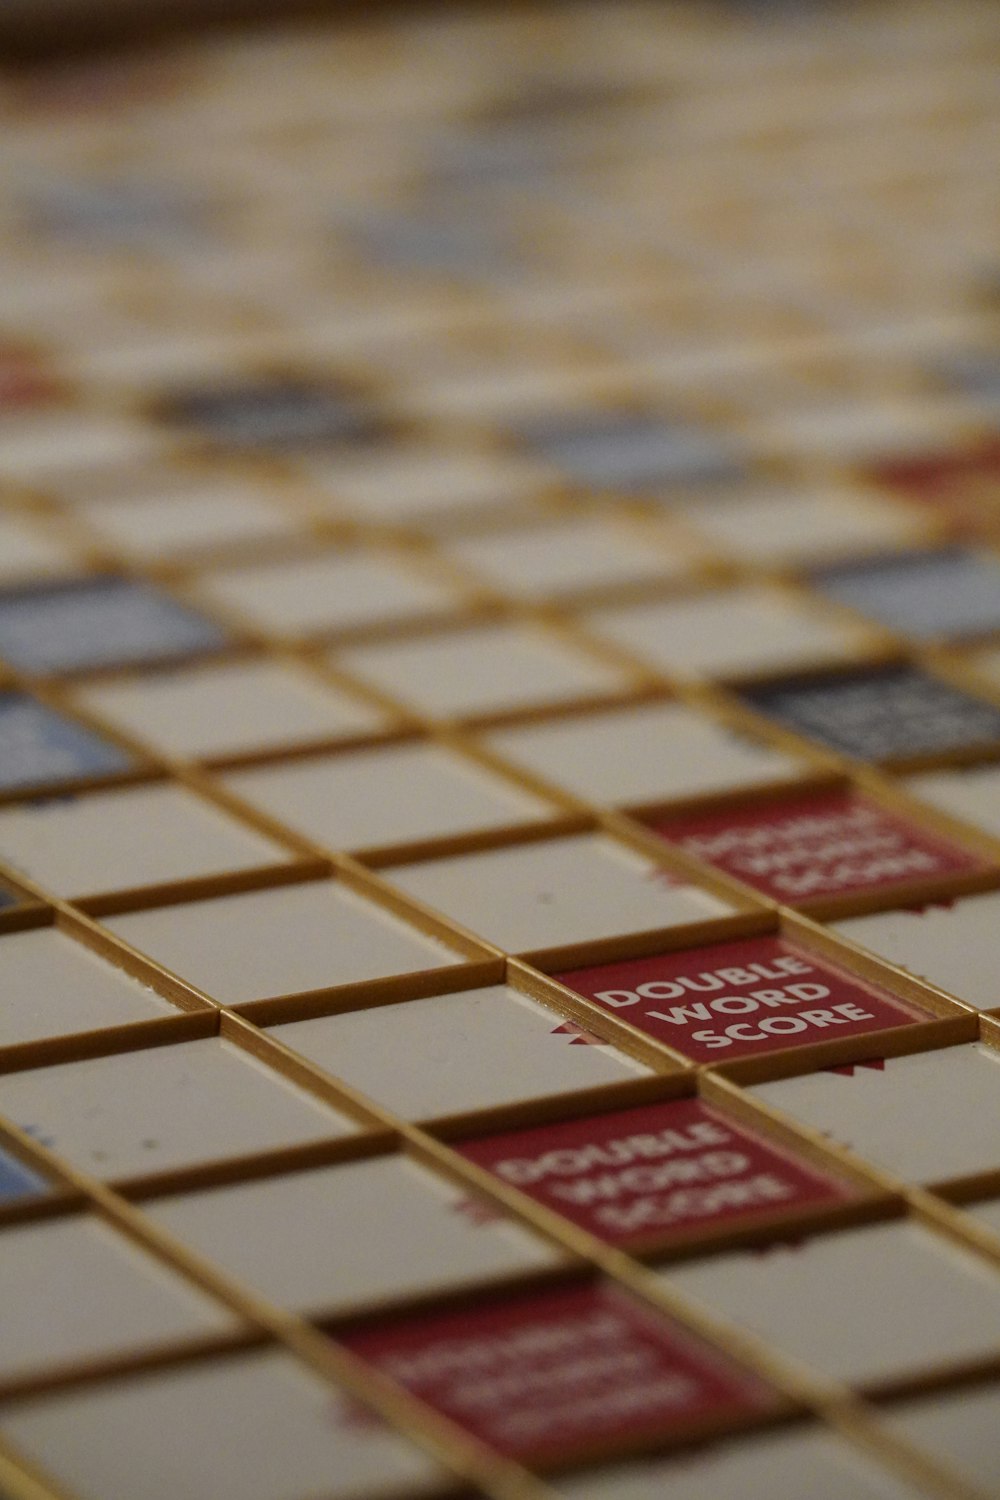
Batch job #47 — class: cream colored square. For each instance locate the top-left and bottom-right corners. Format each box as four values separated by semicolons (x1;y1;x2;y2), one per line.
0;1350;446;1500
75;660;385;761
76;487;298;560
0;516;77;584
885;1381;1000;1493
270;985;647;1120
484;702;802;807
835;894;1000;1012
0;1215;232;1382
586;586;872;680
907;763;1000;841
753;1044;1000;1184
0;926;173;1047
443;520;693;601
147;1155;555;1314
0;1037;352;1180
299;445;551;522
0;783;287;898
105;879;461;1004
387;834;732;952
223;742;551;851
663;1221;1000;1385
195;552;458;636
338;625;627;720
673;490;926;567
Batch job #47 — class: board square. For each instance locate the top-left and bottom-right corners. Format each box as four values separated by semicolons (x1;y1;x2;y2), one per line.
0;692;133;792
0;412;160;482
75;484;300;560
884;1381;1000;1493
0;1037;355;1181
0;1215;232;1384
752;1043;1000;1185
809;547;1000;642
0;514;78;584
662;1220;1000;1386
739;665;1000;762
456;1097;850;1248
341;1280;770;1463
0;576;229;675
152;376;380;451
146;1154;556;1316
337;624;629;721
554;1425;924;1500
672;489;927;568
835;891;1000;1012
511;410;741;492
557;934;925;1064
585;587;872;682
906;761;1000;841
649;790;983;904
73;658;387;762
386;835;734;953
103;879;463;1005
0;925;176;1049
269;985;649;1121
483;702;804;809
194;551;461;638
0;1349;446;1500
0;783;289;899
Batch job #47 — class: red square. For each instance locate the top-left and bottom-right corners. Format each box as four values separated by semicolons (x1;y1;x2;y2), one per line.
557;934;925;1064
649;791;981;904
457;1098;850;1249
341;1281;771;1464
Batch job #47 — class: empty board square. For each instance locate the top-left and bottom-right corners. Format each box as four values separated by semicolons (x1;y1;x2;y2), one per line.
0;412;160;481
511;410;741;492
0;577;229;676
0;1349;446;1500
739;666;1000;762
558;934;924;1065
337;625;629;720
224;742;552;852
147;1154;556;1316
342;1280;769;1464
75;486;300;561
0;926;176;1049
74;659;385;762
442;520;695;601
554;1426;924;1500
652;790;982;904
104;879;462;1005
269;986;648;1121
0;1037;353;1180
662;1220;1000;1387
386;835;733;953
0;515;78;584
835;892;1000;1012
195;552;460;638
752;1043;1000;1185
0;1215;232;1384
586;588;871;681
0;692;132;792
483;702;804;809
0;783;288;898
673;489;927;568
885;1381;1000;1493
457;1097;849;1249
809;548;1000;641
298;444;553;524
907;761;1000;841
153;377;380;450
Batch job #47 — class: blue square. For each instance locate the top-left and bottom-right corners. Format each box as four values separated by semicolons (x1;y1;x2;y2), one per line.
155;378;380;452
0;1146;46;1203
0;577;229;676
810;548;1000;641
512;410;742;492
0;693;132;791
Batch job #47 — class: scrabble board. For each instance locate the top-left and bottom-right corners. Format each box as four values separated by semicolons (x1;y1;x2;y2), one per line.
2;3;1000;1497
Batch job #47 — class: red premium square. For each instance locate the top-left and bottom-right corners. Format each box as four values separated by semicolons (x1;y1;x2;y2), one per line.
649;790;981;905
557;934;925;1064
341;1280;771;1464
457;1098;850;1249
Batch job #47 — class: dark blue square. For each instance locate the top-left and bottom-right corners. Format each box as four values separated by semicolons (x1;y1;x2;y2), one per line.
512;410;743;493
155;378;381;452
0;1146;46;1203
810;548;1000;641
0;577;229;676
740;665;1000;763
0;693;132;791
